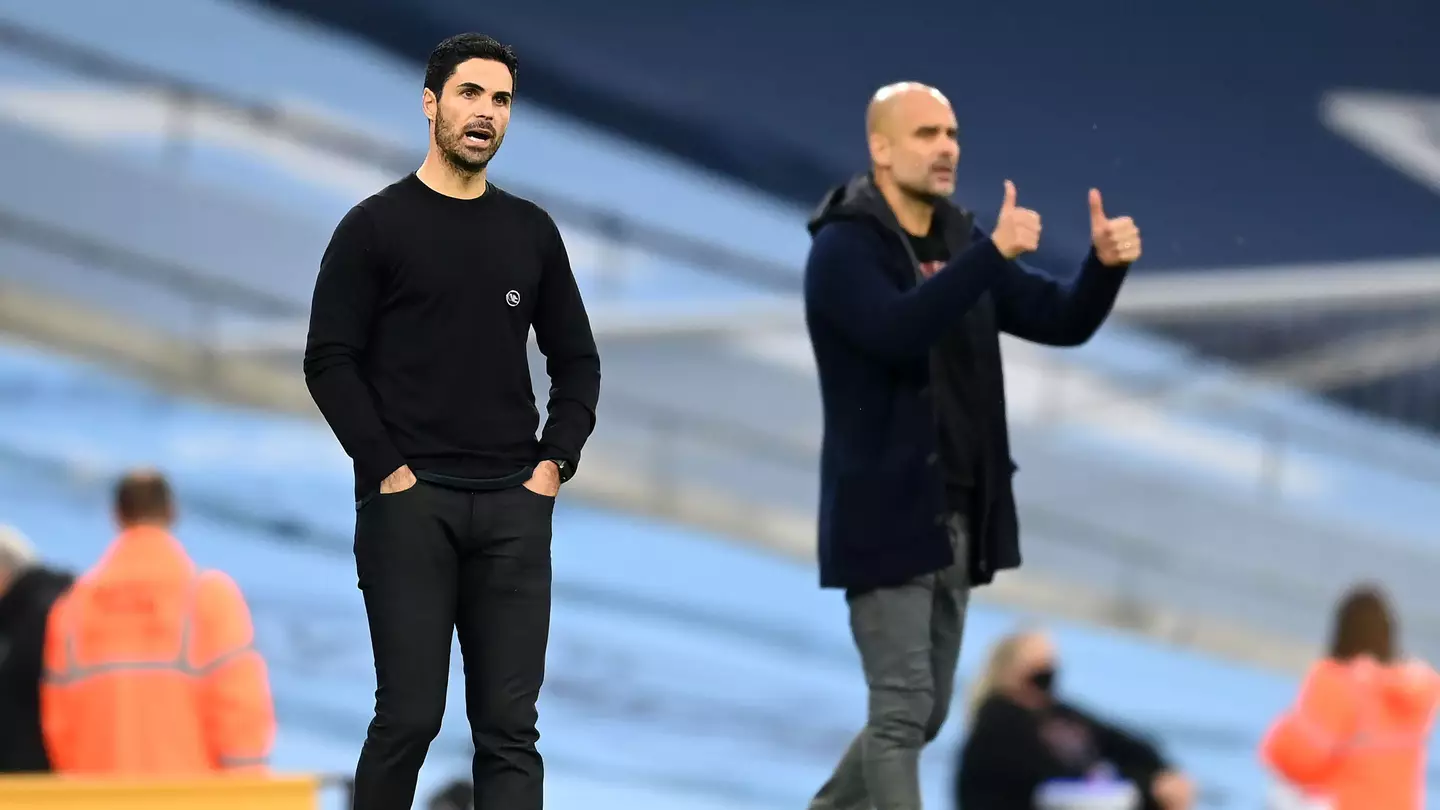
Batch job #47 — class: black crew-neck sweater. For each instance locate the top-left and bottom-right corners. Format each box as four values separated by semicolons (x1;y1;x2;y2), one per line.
303;174;601;499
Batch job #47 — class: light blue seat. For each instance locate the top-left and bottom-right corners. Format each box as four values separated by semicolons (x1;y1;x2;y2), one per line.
0;0;812;306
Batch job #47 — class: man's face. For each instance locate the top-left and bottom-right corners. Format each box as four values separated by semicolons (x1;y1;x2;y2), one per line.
871;91;960;199
425;58;514;174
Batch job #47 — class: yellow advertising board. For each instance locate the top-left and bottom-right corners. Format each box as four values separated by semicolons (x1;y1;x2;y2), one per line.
0;773;320;810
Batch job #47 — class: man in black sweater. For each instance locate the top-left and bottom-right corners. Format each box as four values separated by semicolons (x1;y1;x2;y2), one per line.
303;33;600;810
804;83;1137;810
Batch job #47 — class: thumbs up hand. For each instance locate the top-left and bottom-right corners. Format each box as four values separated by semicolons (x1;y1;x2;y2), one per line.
1089;189;1141;267
991;180;1042;260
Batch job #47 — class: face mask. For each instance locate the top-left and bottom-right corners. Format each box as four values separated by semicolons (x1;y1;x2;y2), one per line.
1028;666;1057;694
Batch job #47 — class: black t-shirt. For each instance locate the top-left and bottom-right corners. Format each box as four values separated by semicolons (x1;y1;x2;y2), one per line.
907;227;976;509
304;174;601;499
908;228;950;281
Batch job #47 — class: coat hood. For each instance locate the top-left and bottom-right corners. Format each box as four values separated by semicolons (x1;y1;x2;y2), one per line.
807;173;975;240
1326;656;1440;720
1376;659;1440;717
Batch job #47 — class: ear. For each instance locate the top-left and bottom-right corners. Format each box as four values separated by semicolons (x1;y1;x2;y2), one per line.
422;87;438;124
868;131;891;168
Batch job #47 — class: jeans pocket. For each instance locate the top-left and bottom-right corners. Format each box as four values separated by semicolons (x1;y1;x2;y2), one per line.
516;483;556;503
356;482;423;512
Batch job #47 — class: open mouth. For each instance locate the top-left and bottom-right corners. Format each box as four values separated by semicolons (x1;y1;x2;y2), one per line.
463;129;494;146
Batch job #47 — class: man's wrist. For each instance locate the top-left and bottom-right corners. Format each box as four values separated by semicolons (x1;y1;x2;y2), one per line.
544;458;574;484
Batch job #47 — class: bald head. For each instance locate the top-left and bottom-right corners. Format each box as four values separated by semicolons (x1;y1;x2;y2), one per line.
866;82;951;135
115;467;175;529
866;82;959;200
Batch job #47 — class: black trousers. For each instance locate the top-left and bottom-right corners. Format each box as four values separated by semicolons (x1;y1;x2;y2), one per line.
351;481;554;810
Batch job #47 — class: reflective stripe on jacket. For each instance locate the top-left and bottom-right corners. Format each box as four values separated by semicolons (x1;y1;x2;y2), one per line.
40;526;275;775
1261;656;1440;810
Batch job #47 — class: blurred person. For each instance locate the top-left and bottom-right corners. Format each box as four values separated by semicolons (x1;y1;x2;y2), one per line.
804;82;1139;810
303;32;599;810
40;469;274;774
0;525;72;773
1260;584;1440;810
957;630;1193;810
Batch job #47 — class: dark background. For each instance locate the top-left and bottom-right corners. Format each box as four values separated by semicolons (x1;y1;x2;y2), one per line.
255;0;1440;271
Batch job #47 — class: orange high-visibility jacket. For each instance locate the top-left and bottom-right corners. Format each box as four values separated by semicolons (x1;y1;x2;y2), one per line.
40;526;275;775
1261;656;1440;810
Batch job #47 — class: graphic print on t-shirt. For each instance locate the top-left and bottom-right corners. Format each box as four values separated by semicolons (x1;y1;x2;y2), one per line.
907;225;950;280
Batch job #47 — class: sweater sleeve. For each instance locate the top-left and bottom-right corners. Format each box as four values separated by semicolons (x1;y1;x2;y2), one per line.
1058;703;1168;777
804;220;1009;364
303;205;407;492
1261;663;1361;786
985;223;1128;347
532;215;601;472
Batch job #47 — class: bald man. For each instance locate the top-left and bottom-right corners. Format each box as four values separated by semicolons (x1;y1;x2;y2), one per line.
803;83;1139;809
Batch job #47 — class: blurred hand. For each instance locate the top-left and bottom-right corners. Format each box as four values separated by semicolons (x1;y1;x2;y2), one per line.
523;460;560;497
379;464;417;494
1089;189;1142;266
1151;770;1195;810
991;180;1042;260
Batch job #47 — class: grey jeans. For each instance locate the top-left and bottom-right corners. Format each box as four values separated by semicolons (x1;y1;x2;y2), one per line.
811;515;971;810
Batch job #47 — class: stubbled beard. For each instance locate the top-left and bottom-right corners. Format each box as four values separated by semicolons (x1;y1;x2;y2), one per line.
898;179;945;205
434;110;502;174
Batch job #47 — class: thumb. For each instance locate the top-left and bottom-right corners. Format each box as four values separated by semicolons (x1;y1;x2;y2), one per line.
1088;188;1107;228
1001;180;1017;213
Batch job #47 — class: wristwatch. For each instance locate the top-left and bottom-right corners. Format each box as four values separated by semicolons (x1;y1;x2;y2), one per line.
547;459;574;484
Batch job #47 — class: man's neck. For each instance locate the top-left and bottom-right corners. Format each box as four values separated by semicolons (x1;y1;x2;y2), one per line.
876;176;935;237
416;153;488;200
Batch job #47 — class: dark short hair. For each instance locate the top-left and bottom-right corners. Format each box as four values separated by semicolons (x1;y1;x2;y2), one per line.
424;33;518;98
115;468;174;525
1328;584;1395;663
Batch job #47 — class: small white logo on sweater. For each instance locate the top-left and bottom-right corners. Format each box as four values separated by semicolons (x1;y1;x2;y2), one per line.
505;290;520;307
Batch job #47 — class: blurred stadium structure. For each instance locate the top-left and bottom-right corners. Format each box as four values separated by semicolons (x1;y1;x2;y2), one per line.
1;0;1439;806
